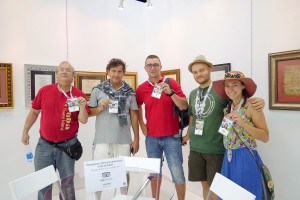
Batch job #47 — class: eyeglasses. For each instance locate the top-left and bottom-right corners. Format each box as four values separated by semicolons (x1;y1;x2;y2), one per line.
145;63;160;69
58;68;73;73
224;72;245;79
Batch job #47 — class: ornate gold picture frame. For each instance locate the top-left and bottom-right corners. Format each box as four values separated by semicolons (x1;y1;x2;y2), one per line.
122;72;138;91
161;69;180;84
269;49;300;110
74;71;107;100
0;63;13;109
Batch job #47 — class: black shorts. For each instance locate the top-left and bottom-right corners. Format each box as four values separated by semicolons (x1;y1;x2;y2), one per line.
188;150;224;186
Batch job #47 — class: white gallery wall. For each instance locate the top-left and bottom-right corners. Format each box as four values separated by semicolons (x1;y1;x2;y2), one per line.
0;0;299;199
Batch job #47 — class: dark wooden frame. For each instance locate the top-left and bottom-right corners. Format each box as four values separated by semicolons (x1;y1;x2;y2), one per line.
212;63;231;81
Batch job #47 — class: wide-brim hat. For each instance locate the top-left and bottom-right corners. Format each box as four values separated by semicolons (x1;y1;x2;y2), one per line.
213;71;257;98
188;55;213;73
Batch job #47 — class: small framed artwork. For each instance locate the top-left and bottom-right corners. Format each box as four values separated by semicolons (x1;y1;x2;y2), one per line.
269;49;300;110
122;72;138;91
211;63;231;81
161;69;180;84
74;71;107;100
0;63;13;109
25;64;57;107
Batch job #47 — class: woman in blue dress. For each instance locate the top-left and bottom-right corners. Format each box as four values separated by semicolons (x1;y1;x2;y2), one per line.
213;71;269;200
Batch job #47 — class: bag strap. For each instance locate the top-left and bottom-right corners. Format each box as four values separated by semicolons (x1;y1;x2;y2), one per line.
236;132;272;198
165;78;184;137
165;78;176;118
235;133;261;167
40;136;70;155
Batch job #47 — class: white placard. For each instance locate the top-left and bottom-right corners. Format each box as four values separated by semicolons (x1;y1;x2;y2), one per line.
34;74;52;96
84;158;127;193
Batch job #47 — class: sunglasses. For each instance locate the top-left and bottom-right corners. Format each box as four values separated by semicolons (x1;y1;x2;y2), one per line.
224;72;245;79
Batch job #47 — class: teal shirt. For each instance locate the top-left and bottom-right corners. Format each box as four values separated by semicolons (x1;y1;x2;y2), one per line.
188;86;228;154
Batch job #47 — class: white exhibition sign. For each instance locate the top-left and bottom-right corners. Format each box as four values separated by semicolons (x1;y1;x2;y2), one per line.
84;157;127;193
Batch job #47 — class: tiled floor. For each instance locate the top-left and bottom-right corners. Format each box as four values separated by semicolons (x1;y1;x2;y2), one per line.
172;190;203;200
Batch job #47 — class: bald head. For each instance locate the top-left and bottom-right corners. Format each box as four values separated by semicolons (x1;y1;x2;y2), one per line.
56;61;75;75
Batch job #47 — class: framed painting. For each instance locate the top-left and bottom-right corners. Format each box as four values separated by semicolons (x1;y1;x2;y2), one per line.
211;63;231;81
25;64;57;107
269;49;300;110
74;71;107;100
161;69;180;84
0;63;13;109
122;72;138;91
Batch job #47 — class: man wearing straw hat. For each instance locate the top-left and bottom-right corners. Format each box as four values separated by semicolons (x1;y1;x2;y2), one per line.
182;55;264;200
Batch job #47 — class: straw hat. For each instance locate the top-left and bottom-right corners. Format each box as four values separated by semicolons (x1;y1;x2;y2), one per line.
188;55;213;73
213;71;257;98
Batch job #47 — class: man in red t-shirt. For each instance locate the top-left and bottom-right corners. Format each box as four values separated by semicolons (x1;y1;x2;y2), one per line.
21;61;89;200
136;55;188;200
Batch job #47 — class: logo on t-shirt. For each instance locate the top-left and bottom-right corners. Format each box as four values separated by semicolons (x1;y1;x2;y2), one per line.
192;94;215;118
60;102;72;130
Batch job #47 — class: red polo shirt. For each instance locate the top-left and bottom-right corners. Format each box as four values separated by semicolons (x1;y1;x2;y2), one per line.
32;84;89;141
136;77;186;137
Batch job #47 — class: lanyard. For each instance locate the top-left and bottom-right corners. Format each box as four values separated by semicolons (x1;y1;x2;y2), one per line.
58;84;74;99
147;77;166;87
230;97;245;113
195;82;213;119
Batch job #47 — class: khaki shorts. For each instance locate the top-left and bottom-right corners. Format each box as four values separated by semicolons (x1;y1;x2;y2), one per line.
188;150;224;186
93;143;130;160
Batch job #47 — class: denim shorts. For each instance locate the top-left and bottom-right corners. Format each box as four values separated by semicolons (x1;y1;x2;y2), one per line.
145;134;185;185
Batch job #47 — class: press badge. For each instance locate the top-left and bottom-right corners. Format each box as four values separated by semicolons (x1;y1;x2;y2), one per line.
67;98;79;112
109;101;119;113
218;117;234;136
195;120;204;135
151;84;163;99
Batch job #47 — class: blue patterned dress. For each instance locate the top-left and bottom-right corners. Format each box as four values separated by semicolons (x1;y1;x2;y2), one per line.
218;99;263;200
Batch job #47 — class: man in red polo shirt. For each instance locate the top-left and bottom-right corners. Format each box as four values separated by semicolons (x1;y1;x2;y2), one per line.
136;55;188;200
21;61;89;200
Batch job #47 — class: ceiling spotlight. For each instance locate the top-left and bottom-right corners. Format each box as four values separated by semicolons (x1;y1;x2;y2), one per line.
147;0;153;9
118;0;124;10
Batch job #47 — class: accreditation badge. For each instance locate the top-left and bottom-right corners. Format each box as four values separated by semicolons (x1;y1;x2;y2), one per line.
109;100;119;113
218;117;234;136
67;98;79;112
195;120;204;135
151;84;163;99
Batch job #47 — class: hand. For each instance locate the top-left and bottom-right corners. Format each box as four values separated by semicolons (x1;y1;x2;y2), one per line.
77;96;87;109
182;134;189;146
130;140;139;156
100;98;110;110
250;97;265;111
140;123;147;136
21;132;30;145
158;82;172;95
227;112;245;127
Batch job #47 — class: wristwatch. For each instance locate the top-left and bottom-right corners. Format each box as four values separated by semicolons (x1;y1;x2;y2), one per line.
167;89;175;96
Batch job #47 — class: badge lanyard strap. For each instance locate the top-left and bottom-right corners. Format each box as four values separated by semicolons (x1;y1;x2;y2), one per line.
230;97;245;113
147;77;166;87
58;84;74;99
195;83;213;119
